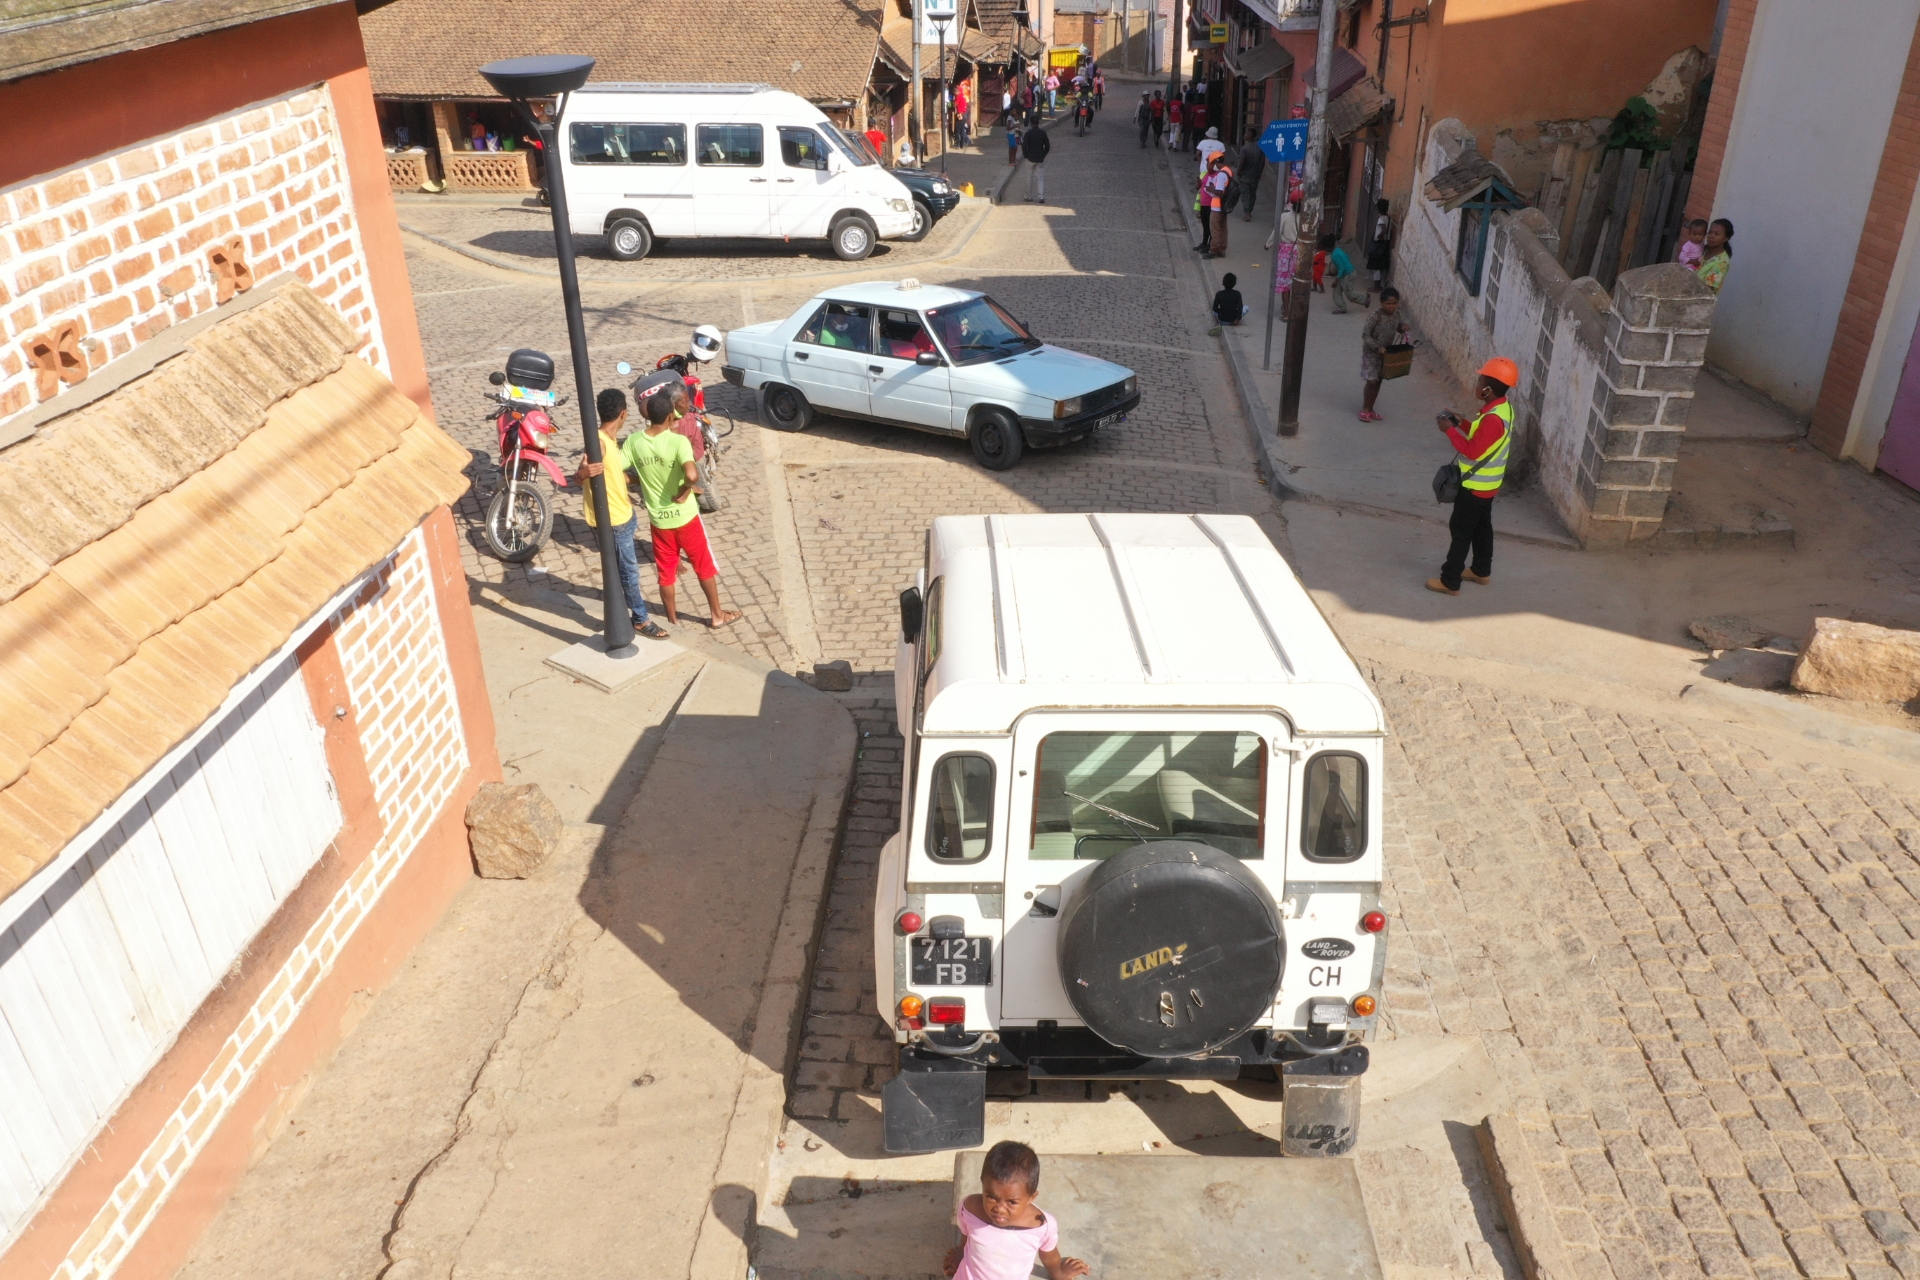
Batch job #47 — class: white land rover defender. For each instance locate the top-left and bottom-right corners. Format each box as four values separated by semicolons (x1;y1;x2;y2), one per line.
875;514;1387;1155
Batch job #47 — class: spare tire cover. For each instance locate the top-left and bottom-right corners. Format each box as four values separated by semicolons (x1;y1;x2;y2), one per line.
1056;840;1284;1058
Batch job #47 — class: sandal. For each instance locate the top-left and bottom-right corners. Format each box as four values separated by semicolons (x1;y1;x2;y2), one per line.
637;622;670;640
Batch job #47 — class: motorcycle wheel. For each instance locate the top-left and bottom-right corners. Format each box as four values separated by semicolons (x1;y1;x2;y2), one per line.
484;484;552;562
695;454;725;513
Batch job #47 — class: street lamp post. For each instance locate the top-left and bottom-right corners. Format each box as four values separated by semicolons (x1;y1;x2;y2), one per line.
480;55;635;657
932;9;953;175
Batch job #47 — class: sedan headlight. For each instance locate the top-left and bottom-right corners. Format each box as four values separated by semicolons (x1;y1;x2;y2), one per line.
1121;376;1137;398
1053;396;1083;420
933;181;951;194
887;197;910;212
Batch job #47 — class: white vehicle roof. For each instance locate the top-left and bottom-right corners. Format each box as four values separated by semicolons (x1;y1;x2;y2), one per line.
565;83;827;121
810;280;981;309
920;513;1383;736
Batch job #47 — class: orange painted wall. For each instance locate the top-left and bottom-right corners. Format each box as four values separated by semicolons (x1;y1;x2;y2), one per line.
0;2;432;420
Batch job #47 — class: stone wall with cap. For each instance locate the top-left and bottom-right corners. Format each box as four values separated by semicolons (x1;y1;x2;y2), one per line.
1394;118;1715;545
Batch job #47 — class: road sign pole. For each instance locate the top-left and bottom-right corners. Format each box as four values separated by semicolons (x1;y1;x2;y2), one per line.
1257;118;1307;370
1278;0;1341;437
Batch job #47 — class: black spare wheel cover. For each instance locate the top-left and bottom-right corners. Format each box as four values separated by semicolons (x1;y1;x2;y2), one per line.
1057;840;1284;1058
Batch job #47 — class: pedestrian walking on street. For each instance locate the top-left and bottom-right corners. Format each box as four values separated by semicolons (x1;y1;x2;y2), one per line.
1093;71;1105;110
1022;122;1051;203
1007;119;1022;166
1196;125;1225;177
1366;199;1394;295
622;391;742;628
1135;92;1152;148
1167;99;1183;152
1359;287;1408;421
1237;128;1266;221
575;389;671;641
1150;91;1166;147
1325;234;1357;312
1426;357;1515;596
1201;153;1233;258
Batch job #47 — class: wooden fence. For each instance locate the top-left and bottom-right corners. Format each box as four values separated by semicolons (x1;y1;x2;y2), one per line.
1536;140;1694;292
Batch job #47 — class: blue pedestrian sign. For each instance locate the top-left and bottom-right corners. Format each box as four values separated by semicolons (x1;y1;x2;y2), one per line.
1260;119;1309;165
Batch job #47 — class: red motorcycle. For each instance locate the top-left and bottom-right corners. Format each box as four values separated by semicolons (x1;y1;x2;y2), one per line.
482;347;570;562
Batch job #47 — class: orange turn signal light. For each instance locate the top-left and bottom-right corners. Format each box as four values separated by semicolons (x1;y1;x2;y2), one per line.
898;994;924;1019
1351;994;1377;1017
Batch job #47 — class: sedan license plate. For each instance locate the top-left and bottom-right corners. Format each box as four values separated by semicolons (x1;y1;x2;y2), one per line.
911;936;993;986
1095;411;1125;430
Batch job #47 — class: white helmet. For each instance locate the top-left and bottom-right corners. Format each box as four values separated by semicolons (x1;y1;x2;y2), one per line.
690;324;723;363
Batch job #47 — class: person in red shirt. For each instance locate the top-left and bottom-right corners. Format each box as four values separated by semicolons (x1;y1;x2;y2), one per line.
1428;358;1516;595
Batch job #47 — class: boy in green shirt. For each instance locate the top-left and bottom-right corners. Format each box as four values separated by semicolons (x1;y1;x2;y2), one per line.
620;390;741;628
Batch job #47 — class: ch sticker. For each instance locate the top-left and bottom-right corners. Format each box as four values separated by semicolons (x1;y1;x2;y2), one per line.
1120;943;1188;980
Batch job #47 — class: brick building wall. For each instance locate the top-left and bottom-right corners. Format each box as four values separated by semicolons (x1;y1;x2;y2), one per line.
1682;0;1758;226
1809;22;1920;458
1;83;386;426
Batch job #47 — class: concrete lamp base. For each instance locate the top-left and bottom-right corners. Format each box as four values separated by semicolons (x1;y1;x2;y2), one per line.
544;635;691;694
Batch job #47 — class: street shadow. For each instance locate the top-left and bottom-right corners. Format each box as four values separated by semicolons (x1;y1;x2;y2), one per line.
468;229;897;265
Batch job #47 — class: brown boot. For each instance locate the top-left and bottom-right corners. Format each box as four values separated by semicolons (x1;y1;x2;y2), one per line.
1425;578;1459;596
1462;570;1490;585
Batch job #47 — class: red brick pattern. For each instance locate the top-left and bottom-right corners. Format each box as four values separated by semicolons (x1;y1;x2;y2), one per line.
1686;0;1761;226
0;85;386;425
1810;20;1920;458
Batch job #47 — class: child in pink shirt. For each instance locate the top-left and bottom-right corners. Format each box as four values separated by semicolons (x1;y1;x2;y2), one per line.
1676;218;1707;271
944;1142;1088;1280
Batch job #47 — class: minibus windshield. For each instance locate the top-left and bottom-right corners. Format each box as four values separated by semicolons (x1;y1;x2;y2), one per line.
823;124;879;166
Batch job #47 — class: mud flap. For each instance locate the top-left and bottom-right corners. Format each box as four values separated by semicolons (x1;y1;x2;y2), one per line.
882;1063;986;1154
1280;1046;1367;1157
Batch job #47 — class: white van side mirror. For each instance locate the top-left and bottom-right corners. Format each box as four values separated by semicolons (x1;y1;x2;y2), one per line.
899;586;924;642
828;150;847;174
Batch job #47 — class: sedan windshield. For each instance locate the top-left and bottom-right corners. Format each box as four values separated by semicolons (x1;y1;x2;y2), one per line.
924;296;1039;365
822;124;878;166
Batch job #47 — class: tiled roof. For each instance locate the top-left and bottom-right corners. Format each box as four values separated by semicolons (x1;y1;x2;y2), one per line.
361;0;885;105
1327;75;1389;142
0;281;471;900
877;8;1000;81
1424;153;1525;212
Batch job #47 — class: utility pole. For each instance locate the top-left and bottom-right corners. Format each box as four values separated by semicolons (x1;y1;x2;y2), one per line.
1277;0;1339;436
1167;0;1184;101
912;0;924;163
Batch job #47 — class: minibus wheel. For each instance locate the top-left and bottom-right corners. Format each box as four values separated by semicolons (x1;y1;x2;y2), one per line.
606;217;652;261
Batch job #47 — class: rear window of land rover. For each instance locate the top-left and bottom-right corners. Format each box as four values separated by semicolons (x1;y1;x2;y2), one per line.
1030;731;1265;860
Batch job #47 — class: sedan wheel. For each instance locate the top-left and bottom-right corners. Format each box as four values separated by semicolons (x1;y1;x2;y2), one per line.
761;382;814;432
970;408;1026;470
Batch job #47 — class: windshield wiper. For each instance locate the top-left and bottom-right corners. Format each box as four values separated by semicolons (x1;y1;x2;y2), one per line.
1064;791;1159;844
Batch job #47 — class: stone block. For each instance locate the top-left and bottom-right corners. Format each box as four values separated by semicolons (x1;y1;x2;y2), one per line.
1621;488;1670;519
1599;458;1657;486
1616;263;1714;325
1589;485;1627;517
1653;459;1676;489
1578;463;1599;503
1637;430;1684;459
1690;616;1766;651
811;659;854;692
1612;327;1670;362
1599;386;1661;426
1658;395;1692;427
1653;295;1718;330
1641;364;1700;394
465;782;564;879
1570;275;1612;313
1668;332;1709;364
1584;516;1635;547
1790;618;1920;704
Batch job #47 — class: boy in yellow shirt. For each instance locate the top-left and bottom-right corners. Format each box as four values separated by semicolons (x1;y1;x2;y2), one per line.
575;389;670;640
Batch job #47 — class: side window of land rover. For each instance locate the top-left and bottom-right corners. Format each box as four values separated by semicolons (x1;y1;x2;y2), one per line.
1301;752;1367;861
918;576;943;684
926;753;994;862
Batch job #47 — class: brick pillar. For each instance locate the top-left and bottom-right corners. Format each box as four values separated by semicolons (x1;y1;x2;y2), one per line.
1809;16;1920;459
1579;264;1716;545
1685;0;1760;224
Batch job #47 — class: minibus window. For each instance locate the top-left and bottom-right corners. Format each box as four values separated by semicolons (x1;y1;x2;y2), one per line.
1301;753;1367;861
927;754;994;862
569;123;685;165
779;127;828;170
822;124;879;166
697;124;763;166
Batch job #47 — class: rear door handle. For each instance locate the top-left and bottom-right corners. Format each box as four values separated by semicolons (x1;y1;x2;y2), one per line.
749;177;768;183
778;178;796;183
794;351;810;360
869;365;885;374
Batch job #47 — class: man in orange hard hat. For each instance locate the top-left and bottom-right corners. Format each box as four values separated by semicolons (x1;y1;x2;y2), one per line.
1427;356;1517;595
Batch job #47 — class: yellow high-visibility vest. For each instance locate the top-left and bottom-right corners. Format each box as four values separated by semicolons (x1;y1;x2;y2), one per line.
1458;399;1512;493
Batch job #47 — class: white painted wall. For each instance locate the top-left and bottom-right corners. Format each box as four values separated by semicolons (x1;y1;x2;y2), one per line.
1844;163;1920;466
0;656;340;1246
1704;0;1920;413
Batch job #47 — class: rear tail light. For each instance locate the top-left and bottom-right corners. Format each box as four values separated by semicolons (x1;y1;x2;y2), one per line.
1351;994;1377;1017
898;994;924;1019
1361;911;1386;933
926;997;966;1025
897;910;924;935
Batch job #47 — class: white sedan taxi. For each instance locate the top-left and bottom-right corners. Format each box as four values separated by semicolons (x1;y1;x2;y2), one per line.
719;280;1139;470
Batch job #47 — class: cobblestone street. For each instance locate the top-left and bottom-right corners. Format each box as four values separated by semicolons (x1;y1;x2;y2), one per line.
405;97;1920;1280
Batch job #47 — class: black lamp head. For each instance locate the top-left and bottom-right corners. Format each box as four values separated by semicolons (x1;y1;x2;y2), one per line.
479;54;595;99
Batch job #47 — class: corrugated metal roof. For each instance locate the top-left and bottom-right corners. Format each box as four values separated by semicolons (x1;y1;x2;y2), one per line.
0;282;471;902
